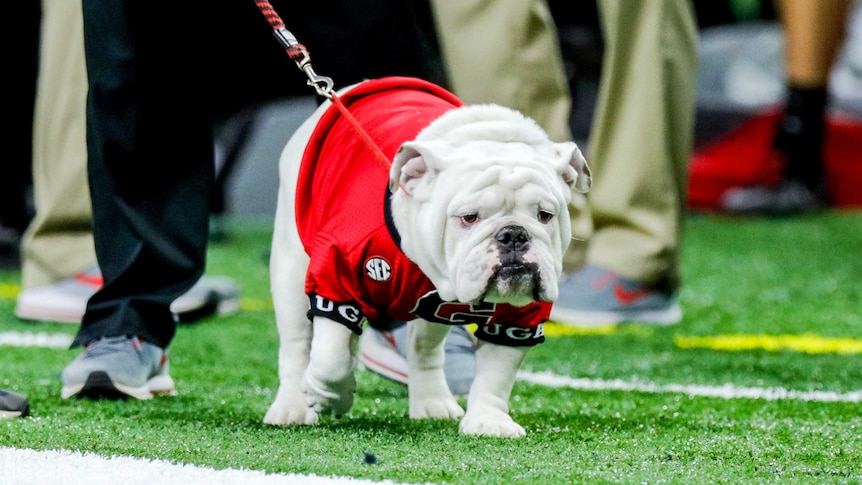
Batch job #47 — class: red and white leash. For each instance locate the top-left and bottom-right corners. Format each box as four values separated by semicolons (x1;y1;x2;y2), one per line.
252;0;392;172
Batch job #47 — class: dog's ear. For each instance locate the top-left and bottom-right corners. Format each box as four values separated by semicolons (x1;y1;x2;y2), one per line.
390;141;445;195
389;144;425;194
558;142;591;193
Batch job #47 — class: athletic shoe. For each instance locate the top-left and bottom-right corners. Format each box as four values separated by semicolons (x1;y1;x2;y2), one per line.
0;389;29;419
550;264;682;326
15;267;240;324
721;179;826;215
358;324;477;396
60;336;176;400
172;276;242;323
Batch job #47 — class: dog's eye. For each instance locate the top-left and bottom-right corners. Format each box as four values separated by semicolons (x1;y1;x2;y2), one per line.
460;214;480;226
537;210;554;224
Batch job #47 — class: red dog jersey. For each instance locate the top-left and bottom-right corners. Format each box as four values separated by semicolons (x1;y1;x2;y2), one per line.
296;77;549;347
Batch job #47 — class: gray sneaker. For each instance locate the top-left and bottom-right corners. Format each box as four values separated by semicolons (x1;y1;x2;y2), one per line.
60;336;176;400
358;324;477;396
551;264;682;326
0;389;29;419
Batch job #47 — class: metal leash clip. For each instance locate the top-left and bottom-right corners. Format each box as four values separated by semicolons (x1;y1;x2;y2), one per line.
272;27;335;98
253;0;391;170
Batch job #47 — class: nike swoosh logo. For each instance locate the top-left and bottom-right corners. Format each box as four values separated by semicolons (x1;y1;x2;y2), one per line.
613;284;651;305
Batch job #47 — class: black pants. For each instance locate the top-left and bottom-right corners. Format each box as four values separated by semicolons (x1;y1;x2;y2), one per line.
75;1;213;348
1;2;39;236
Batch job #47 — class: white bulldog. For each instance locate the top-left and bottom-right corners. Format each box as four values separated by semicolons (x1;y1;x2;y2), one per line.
264;77;590;438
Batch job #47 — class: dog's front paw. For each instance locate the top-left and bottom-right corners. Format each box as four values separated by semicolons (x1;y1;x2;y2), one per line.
409;396;465;420
301;369;356;417
459;408;525;438
264;388;319;426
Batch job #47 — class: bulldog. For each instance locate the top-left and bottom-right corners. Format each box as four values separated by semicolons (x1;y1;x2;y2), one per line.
264;77;590;438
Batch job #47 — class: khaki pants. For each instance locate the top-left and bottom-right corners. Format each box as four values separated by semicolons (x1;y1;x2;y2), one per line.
584;0;697;287
23;0;96;289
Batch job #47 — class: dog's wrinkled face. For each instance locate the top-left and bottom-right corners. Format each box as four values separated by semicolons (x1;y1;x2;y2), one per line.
389;105;591;306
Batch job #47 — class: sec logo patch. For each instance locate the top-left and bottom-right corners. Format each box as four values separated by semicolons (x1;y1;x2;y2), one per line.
365;257;392;282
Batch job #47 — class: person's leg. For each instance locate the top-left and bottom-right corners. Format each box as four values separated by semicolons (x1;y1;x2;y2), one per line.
22;0;96;290
62;0;214;400
73;0;213;349
776;0;851;190
552;0;698;325
721;0;852;214
780;0;851;87
0;1;39;240
586;0;697;285
429;0;573;143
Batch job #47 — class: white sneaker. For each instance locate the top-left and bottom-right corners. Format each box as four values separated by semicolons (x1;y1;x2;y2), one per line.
15;269;102;323
358;324;477;397
15;267;240;324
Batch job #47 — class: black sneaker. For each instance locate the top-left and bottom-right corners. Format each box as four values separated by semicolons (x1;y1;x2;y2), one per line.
721;179;826;216
358;325;477;396
0;388;29;418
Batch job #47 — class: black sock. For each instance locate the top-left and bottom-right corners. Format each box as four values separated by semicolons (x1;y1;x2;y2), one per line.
774;85;828;191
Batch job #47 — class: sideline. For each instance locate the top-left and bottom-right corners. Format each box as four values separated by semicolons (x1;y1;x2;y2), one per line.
0;331;73;348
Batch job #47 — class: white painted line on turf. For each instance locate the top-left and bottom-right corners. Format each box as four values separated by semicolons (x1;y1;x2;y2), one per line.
0;447;420;485
0;331;74;349
518;370;862;403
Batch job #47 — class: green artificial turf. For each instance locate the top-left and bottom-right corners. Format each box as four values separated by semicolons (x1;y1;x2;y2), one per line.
1;211;860;484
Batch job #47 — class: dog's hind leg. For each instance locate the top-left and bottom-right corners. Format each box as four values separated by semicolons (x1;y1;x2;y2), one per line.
407;320;465;420
459;343;529;438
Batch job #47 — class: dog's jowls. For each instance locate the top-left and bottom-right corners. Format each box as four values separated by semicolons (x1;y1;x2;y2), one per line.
264;77;590;438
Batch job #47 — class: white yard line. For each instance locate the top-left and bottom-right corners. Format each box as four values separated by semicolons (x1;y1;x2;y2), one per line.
518;370;862;403
0;331;73;349
0;447;418;485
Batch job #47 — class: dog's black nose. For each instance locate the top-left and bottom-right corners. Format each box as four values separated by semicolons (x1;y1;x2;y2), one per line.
495;225;530;262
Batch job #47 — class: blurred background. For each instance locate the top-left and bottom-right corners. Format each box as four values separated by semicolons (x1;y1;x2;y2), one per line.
4;0;861;262
217;0;862;219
